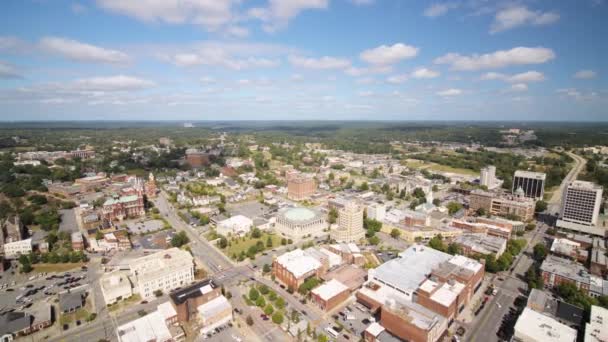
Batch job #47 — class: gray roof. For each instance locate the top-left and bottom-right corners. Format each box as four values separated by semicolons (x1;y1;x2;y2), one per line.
540;255;589;285
59;291;85;312
0;312;31;335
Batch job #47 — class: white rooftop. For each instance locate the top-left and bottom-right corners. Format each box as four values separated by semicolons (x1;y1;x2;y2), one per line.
276;249;322;278
369;245;451;295
197;295;231;319
157;302;176;321
311;279;349;301
448;255;483;274
430;281;465;307
514;308;577;342
365;322;385;337
585;305;608;342
117;310;172;342
514;170;546;180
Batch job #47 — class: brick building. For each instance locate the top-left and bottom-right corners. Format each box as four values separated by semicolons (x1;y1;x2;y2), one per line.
169;279;222;322
310;279;350;311
273;249;324;290
287;174;317;201
185;149;210;168
469;189;535;221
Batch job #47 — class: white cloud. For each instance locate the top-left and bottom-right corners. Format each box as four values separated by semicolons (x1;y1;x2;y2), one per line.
0;60;21;79
249;0;329;32
556;88;599;101
411;67;440;79
226;26;249;38
73;75;155;91
0;36;25;52
574;70;597;79
491;6;559;33
355;77;375;85
40;37;130;64
289;55;351;70
350;0;374;5
480;71;545;83
507;71;545;83
360;43;419;65
96;0;236;31
357;90;374;97
436;88;462;96
424;3;458;17
510;83;528;92
169;48;280;70
434;46;555;71
200;77;215;83
386;74;408;84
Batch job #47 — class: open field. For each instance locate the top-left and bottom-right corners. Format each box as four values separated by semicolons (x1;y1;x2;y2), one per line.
403;159;478;176
224;232;283;259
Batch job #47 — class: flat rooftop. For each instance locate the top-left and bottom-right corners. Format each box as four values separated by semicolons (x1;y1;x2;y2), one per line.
169;279;216;305
514;308;576;342
514;170;547;180
311;279;349;301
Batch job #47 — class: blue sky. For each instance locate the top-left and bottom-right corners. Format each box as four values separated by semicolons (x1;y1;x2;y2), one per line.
0;0;606;121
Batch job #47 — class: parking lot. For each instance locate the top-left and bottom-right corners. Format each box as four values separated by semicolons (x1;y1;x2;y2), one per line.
326;302;376;341
0;267;89;313
200;322;244;342
132;228;177;250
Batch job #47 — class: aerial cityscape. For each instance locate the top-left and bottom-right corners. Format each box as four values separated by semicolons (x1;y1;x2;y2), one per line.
1;1;608;342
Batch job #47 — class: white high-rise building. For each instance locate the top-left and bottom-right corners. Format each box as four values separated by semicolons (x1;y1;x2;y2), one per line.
331;201;365;243
480;166;496;188
366;203;386;222
557;181;604;236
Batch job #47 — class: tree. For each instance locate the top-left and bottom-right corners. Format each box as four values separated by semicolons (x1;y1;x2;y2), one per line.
281;238;287;245
251;228;262;238
476;208;486;216
533;243;547;261
219;236;228;249
264;304;274;315
256;296;266;308
368;236;380;245
275;297;286;309
413;187;426;199
246;315;254;326
428;235;446;252
358;182;369;191
171;231;190;247
535;200;548;213
328;207;338;224
390;228;401;239
446;202;463;215
95;230;104;240
266;236;273;248
272;312;284;324
318;335;328;342
153;289;163;297
526;223;536;231
259;284;270;295
249;288;259;301
447;242;461;255
263;263;271;273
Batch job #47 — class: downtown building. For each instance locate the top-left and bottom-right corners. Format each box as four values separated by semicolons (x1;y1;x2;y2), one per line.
512;170;546;200
129;248;195;299
287;173;317;200
557;181;604;236
469;189;535;221
331;201;366;243
356;245;484;342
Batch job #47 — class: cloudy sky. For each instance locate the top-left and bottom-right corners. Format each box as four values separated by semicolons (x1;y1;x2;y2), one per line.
0;0;606;121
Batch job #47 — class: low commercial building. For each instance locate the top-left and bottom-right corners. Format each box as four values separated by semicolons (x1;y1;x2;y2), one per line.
197;295;233;334
2;238;32;258
100;271;133;305
416;278;467;322
321;264;367;292
116;310;173;342
550;238;588;263
585;305;608;342
454;233;507;258
327;243;365;266
513;308;576;342
380;297;448;342
273;249;324;290
541;255;591;294
169;279;222;322
216;215;253;237
275;207;326;241
71;232;84;251
399;225;463;243
451;218;512;240
310;279;350;311
129;248;194;299
60;290;85;313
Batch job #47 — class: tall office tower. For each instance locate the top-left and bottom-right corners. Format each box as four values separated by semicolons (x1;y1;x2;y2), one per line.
331;201;365;243
480;166;496;188
512;170;546;200
557;181;604;236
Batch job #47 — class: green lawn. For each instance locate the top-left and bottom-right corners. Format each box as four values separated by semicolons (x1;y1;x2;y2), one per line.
223;232;283;259
403;159;478;176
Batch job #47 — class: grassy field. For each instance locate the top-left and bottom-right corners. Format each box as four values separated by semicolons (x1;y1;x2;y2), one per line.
403;159;478;176
224;232;283;259
33;263;84;273
108;294;142;313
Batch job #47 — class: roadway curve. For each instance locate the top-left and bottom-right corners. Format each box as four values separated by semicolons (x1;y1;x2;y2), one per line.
547;151;586;215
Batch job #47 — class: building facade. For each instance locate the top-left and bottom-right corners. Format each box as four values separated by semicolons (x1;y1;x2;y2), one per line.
512;170;546;200
287;174;317;200
557;181;603;236
331;201;365;243
275;207;326;240
129;248;194;299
